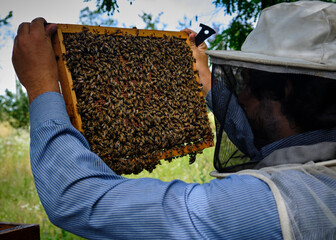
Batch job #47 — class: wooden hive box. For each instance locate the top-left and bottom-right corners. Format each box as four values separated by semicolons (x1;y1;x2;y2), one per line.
52;24;214;175
0;222;40;240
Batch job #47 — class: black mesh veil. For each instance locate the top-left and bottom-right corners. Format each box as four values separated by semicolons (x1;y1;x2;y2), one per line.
211;64;258;173
206;45;336;176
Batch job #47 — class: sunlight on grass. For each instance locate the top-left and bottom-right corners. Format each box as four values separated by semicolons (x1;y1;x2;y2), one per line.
0;122;14;138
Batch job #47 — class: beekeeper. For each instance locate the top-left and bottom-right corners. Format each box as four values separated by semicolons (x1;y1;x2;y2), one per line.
12;1;336;239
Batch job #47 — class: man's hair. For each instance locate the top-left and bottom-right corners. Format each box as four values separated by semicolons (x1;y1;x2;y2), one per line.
247;69;336;132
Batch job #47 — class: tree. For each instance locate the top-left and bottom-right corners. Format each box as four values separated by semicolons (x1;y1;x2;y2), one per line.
85;0;336;50
138;12;167;30
210;0;336;50
84;0;134;15
0;11;13;27
79;7;118;26
80;2;167;30
0;11;14;49
0;81;29;129
0;10;28;129
177;15;200;30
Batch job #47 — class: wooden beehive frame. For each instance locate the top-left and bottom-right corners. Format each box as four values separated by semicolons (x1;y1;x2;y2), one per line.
52;24;214;173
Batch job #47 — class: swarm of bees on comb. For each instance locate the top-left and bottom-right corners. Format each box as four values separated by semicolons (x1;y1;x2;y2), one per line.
62;27;214;175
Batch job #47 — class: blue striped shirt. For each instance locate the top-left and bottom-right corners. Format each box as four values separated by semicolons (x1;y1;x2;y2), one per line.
29;92;282;239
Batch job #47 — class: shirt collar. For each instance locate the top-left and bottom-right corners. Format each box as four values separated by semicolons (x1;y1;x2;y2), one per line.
255;127;336;161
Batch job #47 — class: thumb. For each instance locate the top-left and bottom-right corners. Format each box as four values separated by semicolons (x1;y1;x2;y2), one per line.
189;32;197;47
45;23;58;37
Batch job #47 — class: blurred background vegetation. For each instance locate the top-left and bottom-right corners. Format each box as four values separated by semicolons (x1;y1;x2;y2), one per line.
1;0;336;239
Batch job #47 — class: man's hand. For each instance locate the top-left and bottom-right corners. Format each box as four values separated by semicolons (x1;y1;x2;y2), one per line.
12;17;60;103
181;28;211;96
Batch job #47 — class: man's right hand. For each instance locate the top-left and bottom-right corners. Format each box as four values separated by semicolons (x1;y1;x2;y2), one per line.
181;28;211;96
12;17;60;103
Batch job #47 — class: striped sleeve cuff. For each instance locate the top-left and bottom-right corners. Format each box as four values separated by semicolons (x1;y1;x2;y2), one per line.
29;92;72;131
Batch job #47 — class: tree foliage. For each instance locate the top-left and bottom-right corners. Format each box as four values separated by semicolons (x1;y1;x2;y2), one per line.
84;0;134;15
79;2;166;30
79;7;117;26
0;11;14;49
210;0;336;50
85;0;336;50
138;12;166;30
0;11;13;27
177;15;200;30
0;83;29;129
209;0;295;50
0;11;28;129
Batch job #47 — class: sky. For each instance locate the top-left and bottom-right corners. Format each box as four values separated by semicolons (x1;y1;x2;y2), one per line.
0;0;231;95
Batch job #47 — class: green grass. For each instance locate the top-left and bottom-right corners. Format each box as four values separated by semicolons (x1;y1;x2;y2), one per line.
125;146;215;183
0;113;216;239
0;124;85;240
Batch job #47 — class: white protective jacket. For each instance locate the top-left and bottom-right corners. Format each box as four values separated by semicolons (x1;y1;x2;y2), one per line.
213;142;336;239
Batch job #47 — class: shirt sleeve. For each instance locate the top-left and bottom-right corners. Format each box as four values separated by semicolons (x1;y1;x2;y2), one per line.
205;89;213;111
29;92;282;240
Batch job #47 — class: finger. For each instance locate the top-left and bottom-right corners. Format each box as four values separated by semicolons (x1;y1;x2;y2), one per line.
189;32;197;42
45;23;58;37
12;36;18;60
17;22;30;36
181;28;196;36
30;17;47;35
13;34;19;50
181;29;197;47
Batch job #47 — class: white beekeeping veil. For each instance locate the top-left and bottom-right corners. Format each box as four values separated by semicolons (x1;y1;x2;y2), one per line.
207;1;336;174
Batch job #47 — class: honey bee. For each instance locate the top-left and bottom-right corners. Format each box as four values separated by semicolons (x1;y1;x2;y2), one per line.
62;28;214;175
